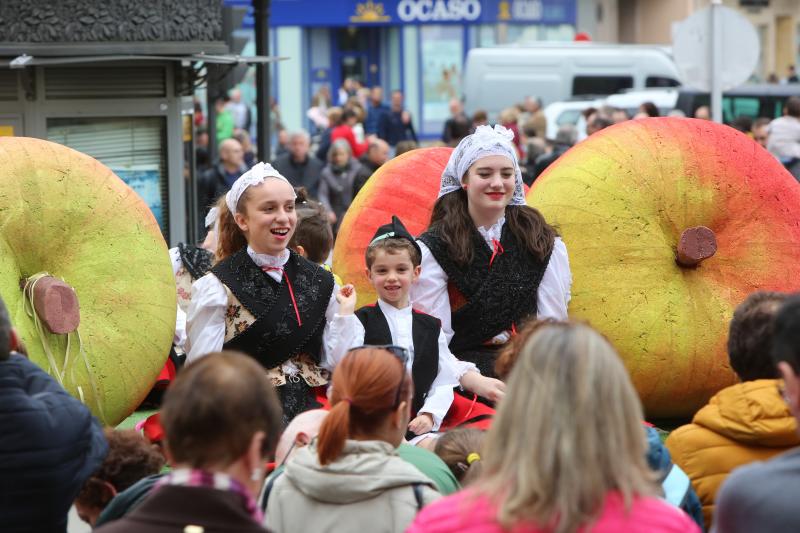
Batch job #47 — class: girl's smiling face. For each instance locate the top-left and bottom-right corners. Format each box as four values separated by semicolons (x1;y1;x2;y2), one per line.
462;155;516;225
234;179;297;256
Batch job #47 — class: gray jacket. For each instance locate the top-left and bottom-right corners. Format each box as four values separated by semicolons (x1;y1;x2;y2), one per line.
265;440;439;533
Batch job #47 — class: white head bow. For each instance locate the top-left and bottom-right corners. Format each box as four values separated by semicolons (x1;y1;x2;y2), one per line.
225;162;295;213
438;124;526;206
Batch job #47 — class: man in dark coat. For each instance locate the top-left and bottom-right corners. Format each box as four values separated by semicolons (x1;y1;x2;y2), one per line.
0;297;108;533
352;138;390;196
198;138;248;213
272;129;324;197
378;90;418;148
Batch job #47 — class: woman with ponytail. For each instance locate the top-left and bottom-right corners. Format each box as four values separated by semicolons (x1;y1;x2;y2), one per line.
264;347;440;532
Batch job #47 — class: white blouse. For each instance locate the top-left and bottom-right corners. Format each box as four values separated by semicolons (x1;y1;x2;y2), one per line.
185;247;339;365
324;299;459;430
168;246;187;349
410;217;572;343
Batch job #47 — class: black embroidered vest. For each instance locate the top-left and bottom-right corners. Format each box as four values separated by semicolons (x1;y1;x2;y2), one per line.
419;225;552;355
210;248;334;369
355;304;440;417
178;243;214;281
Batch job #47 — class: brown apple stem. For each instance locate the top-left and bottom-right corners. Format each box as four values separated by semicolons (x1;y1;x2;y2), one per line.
22;275;81;334
676;226;717;268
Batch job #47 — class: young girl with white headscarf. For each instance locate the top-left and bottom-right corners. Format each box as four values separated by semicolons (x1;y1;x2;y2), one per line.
412;125;572;378
186;162;338;424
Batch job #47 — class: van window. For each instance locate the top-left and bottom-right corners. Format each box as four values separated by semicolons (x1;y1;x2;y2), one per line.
646;76;681;88
572;76;633;96
722;96;760;122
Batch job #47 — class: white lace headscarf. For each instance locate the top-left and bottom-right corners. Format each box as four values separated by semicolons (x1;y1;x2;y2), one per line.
438;124;525;206
225;161;295;213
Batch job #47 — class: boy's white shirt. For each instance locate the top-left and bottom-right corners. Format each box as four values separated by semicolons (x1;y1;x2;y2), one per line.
323;299;461;431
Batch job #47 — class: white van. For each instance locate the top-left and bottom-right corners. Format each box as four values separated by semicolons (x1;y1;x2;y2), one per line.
462;43;680;119
603;88;679;116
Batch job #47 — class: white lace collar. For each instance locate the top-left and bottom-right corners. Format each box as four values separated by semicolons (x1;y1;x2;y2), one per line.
476;216;506;249
246;246;290;269
378;298;412;317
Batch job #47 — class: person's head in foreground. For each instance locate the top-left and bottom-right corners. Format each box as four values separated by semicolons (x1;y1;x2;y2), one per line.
161;351;282;497
772;294;800;421
74;429;166;526
434;428;485;486
728;291;787;382
263;347;439;533
408;322;700;533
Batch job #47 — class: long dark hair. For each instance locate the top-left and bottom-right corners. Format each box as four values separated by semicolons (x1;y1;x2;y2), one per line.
428;188;557;266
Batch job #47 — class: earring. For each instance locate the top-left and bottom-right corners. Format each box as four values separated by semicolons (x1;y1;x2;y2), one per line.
250;467;264;482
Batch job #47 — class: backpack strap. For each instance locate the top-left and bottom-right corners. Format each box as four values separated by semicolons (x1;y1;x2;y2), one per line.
259;469;285;513
412;483;425;511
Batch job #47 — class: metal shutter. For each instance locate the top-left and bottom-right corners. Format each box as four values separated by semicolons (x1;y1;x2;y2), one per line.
46;117;169;238
0;71;17;101
44;66;167;99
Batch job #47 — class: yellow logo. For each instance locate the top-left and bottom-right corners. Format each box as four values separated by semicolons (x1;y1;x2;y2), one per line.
350;1;390;23
497;1;512;20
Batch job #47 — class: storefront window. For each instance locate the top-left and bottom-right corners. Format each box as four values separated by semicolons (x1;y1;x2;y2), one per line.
47;117;169;237
419;25;464;137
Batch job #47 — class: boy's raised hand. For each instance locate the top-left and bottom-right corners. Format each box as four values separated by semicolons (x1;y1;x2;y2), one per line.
408;413;434;435
336;284;357;315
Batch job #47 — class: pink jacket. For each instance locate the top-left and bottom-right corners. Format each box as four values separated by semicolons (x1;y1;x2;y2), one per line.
406;490;700;533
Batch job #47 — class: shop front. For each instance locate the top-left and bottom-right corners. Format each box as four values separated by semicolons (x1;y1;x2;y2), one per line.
230;0;577;138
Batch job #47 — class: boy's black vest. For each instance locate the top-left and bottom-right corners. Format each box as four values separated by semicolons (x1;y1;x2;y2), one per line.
419;224;551;370
355;304;440;416
210;248;334;369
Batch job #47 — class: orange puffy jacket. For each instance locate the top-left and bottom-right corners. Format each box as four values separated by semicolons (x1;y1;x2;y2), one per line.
665;379;799;529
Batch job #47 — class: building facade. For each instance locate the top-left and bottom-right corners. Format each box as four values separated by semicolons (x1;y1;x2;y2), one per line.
229;0;578;139
0;0;230;245
583;0;800;82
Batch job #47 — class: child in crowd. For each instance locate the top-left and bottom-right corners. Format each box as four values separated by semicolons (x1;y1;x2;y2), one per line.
433;428;485;487
186;162;338;425
288;187;342;285
328;216;458;436
327;216;505;437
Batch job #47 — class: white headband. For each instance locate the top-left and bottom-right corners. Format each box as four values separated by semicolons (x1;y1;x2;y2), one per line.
204;206;219;229
438;124;526;206
225;161;295;213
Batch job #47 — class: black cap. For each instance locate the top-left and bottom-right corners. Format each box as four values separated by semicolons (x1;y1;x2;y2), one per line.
369;215;422;258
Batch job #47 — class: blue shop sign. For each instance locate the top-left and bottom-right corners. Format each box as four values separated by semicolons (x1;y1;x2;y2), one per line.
226;0;576;28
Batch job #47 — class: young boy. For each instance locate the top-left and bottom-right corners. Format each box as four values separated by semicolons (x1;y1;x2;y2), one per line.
326;216;459;436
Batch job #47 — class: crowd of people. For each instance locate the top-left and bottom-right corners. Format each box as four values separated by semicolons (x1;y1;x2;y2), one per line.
6;92;800;533
195;76;800;237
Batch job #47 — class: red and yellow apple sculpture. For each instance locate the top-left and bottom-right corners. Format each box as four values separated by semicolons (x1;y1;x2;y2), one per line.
333;147;453;307
529;117;800;418
0;137;176;425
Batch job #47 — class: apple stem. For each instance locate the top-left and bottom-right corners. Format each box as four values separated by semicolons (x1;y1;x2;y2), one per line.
22;275;81;334
676;226;717;268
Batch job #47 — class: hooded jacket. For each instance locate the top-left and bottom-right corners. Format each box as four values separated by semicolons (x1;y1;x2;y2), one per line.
264;440;439;533
665;379;800;528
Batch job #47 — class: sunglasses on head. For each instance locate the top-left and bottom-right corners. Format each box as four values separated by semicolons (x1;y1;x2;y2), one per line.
347;344;409;407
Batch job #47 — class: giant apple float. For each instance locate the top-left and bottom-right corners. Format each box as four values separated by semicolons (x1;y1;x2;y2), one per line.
333;147;453;307
0;137;176;425
529;117;800;418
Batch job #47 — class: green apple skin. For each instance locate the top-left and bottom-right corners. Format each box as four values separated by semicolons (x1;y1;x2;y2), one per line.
0;137;176;425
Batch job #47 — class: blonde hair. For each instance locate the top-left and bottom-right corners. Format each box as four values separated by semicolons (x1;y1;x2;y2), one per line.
480;322;657;533
434;428;485;486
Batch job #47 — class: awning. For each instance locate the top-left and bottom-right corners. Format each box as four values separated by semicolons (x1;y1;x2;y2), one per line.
0;53;287;69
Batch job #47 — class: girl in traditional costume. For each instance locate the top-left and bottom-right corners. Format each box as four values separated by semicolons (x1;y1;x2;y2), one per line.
412;125;572;378
186;163;337;424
